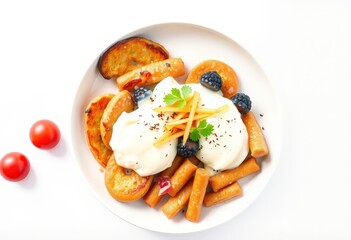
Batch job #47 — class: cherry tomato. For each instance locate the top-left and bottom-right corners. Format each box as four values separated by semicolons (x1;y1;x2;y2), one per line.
0;152;30;182
29;119;61;150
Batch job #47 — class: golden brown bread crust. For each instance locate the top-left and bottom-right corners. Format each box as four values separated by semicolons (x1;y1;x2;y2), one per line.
85;94;115;167
98;37;169;79
185;59;239;99
100;90;135;150
105;155;154;202
116;58;185;91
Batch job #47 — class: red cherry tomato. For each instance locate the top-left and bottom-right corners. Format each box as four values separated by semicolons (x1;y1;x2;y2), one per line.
29;119;61;150
0;152;30;182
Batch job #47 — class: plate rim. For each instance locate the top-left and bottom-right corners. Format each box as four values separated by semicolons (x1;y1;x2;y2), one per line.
70;21;283;234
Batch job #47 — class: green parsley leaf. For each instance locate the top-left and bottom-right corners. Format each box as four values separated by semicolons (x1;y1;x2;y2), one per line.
163;86;192;108
198;119;207;129
164;93;180;105
190;128;201;142
189;120;214;141
181;85;192;100
177;100;187;109
171;88;181;98
199;122;214;137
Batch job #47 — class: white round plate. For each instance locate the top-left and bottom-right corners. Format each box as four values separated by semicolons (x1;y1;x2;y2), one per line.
71;22;282;233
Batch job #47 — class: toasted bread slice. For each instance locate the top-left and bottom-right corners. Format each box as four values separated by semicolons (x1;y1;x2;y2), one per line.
100;90;135;150
98;37;169;79
105;154;154;202
85;93;115;167
116;58;185;91
185;60;239;98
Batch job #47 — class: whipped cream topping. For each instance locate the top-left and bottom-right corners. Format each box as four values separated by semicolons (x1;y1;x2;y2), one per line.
110;77;249;176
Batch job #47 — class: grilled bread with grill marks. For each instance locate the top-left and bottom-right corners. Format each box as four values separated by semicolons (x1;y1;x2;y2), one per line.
85;94;115;167
98;37;169;79
105;154;154;202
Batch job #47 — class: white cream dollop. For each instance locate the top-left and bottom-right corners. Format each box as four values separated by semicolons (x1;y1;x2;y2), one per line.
110;77;249;176
191;85;249;175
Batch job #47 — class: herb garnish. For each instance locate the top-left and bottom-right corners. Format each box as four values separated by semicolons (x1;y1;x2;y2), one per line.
189;120;214;142
163;86;192;108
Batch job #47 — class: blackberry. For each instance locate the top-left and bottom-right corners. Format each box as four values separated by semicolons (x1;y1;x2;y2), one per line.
199;71;222;91
230;93;252;114
133;87;152;106
177;137;199;158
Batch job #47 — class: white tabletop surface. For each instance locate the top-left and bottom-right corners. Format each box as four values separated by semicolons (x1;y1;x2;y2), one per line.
1;0;350;239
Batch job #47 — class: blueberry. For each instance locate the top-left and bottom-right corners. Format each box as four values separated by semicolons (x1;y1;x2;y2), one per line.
230;93;252;114
133;87;152;106
199;71;222;91
177;137;199;158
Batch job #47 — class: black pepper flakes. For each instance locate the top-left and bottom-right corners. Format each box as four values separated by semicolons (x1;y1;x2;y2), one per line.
85;109;91;114
166;63;171;67
170;112;178;119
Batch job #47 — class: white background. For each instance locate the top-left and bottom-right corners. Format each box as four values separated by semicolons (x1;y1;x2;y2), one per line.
0;0;350;239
